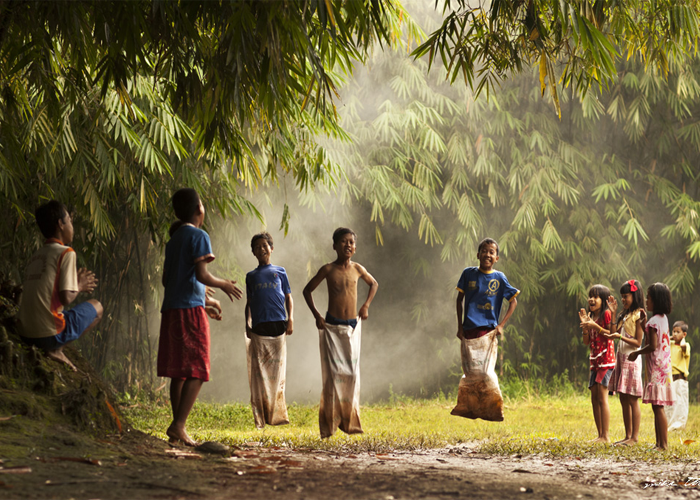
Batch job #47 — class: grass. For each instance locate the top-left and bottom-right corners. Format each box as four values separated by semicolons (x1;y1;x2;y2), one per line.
122;391;700;462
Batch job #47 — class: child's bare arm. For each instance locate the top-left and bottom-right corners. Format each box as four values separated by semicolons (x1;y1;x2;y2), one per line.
195;261;243;301
205;296;222;321
579;309;591;345
357;265;378;320
629;326;656;361
244;299;253;337
285;293;294;335
495;297;517;336
619;318;645;347
303;265;330;329
456;291;465;339
60;268;98;306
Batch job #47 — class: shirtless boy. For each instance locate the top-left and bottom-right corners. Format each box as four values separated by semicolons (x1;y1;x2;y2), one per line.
303;228;378;329
303;227;378;438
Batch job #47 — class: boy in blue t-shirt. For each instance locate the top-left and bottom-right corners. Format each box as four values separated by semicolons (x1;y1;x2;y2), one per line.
456;237;519;340
245;232;293;337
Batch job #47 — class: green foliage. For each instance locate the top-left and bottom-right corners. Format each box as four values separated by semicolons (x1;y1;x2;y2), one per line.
0;1;417;389
329;19;700;386
414;0;700;116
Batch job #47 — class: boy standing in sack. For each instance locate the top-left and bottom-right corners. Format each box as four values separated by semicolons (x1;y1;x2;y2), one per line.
452;237;518;421
303;227;378;438
666;320;691;430
244;232;293;428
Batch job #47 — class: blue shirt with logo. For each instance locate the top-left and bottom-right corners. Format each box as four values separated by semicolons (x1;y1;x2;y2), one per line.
456;267;519;330
246;264;291;327
161;224;214;311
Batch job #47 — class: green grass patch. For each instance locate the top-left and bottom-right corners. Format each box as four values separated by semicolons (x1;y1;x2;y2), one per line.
122;392;700;461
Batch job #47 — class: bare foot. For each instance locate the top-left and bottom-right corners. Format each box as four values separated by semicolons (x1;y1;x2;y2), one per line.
166;425;198;447
613;438;629;445
592;437;610;444
46;348;77;371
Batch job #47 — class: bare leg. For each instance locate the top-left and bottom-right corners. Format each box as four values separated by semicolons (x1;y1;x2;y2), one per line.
170;379;185;420
591;384;610;443
629;396;641;444
167;378;204;446
590;386;602;441
616;394;631;443
652;405;668;450
46;300;103;372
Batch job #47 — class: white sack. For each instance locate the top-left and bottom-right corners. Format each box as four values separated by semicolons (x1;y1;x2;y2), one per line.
318;319;363;439
246;332;289;429
451;331;504;422
666;378;687;431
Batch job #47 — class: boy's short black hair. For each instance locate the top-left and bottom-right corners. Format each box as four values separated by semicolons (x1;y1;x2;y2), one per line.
251;232;274;251
647;282;673;316
171;188;201;222
673;321;688;333
35;200;69;239
333;227;356;245
477;237;499;255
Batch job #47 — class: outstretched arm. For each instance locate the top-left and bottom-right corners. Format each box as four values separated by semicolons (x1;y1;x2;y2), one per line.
303;265;330;329
195;261;243;302
357;265;378;320
495;297;517;336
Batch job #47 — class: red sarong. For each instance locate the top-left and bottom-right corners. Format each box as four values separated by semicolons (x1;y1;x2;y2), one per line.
157;307;210;381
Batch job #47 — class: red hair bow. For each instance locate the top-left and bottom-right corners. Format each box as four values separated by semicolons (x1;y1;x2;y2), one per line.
627;279;637;292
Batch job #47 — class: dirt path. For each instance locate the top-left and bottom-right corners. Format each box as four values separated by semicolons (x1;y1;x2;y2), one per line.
2;432;700;500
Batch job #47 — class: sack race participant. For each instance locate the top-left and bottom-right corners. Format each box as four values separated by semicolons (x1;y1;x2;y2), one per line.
453;237;518;422
451;330;504;421
246;332;289;428
303;228;378;439
244;232;293;428
318;320;363;438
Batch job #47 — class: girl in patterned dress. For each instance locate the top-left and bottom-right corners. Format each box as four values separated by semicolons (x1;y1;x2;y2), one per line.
607;280;646;445
628;283;673;450
579;285;615;443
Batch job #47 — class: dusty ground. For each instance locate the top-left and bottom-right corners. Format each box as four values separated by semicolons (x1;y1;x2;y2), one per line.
2;424;700;500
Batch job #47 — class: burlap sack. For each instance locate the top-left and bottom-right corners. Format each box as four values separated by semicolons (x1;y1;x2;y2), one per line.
451;330;504;422
318;319;363;438
246;332;289;429
665;379;686;430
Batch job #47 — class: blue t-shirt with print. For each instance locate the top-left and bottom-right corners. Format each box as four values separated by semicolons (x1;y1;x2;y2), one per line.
161;225;214;311
246;264;291;327
456;267;519;330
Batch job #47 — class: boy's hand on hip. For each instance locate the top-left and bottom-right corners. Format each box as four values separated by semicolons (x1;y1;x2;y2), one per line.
315;316;326;330
495;325;504;336
456;329;464;340
359;305;369;320
286;319;294;336
222;280;243;301
245;326;253;339
78;268;98;293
